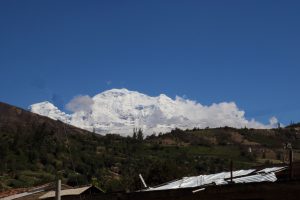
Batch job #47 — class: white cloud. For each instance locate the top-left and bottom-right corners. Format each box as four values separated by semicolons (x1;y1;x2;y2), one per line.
268;116;281;128
65;95;94;113
269;116;278;125
172;96;266;129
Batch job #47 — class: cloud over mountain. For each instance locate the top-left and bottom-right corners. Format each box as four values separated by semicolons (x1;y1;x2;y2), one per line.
29;88;278;136
66;95;94;113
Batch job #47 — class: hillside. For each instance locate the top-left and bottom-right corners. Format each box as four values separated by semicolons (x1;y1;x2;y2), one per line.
1;102;300;192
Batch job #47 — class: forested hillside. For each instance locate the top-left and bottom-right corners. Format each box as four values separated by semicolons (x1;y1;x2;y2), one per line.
1;102;300;192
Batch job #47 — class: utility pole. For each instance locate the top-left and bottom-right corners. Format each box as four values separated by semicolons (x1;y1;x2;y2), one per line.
230;160;233;183
289;148;293;180
56;179;61;200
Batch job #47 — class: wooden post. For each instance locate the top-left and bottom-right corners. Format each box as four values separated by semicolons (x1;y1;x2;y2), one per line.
139;174;147;188
289;149;293;180
230;160;233;183
56;179;61;200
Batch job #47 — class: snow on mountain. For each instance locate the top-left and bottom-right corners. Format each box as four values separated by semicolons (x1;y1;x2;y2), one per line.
29;101;71;124
29;89;274;136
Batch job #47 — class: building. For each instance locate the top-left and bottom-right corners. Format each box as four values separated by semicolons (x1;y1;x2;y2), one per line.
0;183;73;200
38;185;103;200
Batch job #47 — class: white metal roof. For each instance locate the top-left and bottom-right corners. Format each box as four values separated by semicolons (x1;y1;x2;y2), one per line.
144;166;286;191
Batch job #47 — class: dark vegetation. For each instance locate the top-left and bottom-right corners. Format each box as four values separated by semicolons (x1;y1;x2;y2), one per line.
0;102;300;192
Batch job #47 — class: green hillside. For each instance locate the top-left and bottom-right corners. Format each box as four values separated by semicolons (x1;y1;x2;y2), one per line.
0;102;300;192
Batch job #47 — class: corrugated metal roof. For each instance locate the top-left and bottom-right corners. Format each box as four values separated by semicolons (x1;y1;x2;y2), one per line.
257;166;287;174
38;186;90;199
233;173;277;184
1;190;44;200
144;166;287;191
0;183;54;200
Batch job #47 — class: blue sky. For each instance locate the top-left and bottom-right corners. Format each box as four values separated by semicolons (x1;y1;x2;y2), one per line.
0;0;300;125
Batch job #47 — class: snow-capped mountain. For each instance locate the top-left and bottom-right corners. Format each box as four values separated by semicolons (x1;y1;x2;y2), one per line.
29;101;71;124
29;88;274;136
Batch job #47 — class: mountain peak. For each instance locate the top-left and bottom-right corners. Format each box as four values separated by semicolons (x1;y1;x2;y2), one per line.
29;101;70;123
29;101;56;109
107;88;130;92
29;88;274;136
102;88;133;95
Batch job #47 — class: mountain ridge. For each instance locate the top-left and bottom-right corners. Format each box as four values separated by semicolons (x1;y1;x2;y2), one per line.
29;89;277;136
0;101;94;136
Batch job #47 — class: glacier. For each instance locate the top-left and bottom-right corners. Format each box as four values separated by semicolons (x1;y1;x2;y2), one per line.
29;88;274;136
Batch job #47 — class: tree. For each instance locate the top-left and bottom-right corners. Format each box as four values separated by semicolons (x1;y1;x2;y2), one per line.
137;128;143;141
132;128;137;140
